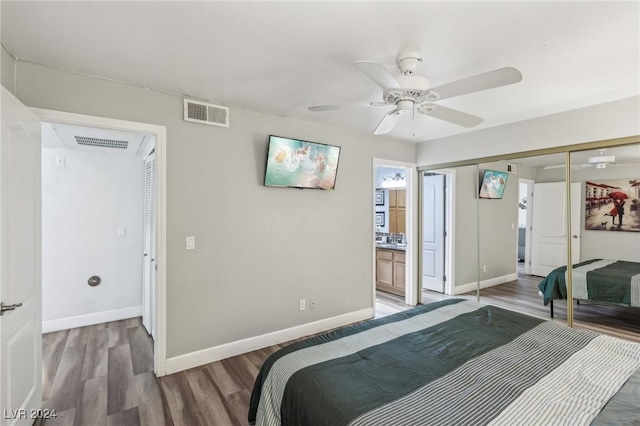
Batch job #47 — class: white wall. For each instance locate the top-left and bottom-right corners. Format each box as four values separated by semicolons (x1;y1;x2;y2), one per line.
15;61;416;358
416;96;640;166
42;147;144;326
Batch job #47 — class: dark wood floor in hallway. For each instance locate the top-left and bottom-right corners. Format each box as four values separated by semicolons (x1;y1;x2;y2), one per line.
38;317;163;426
40;273;640;425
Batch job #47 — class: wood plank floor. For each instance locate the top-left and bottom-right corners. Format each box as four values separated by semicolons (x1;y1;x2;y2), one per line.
38;317;164;426
41;273;640;425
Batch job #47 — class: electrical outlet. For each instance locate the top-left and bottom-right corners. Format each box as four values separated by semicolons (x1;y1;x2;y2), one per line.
299;299;306;311
309;298;316;309
482;265;487;272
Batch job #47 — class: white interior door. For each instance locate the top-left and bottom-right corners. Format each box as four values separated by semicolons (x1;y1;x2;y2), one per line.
422;173;445;292
1;87;42;424
531;182;581;277
142;152;156;337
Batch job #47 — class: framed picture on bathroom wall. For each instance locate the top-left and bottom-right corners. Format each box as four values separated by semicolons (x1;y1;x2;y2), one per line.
375;190;385;206
585;178;640;232
375;212;385;226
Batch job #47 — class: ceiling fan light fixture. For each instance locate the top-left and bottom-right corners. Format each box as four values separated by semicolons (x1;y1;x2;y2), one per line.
396;100;414;113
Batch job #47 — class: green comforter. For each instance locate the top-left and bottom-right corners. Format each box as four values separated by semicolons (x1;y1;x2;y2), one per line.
537;259;640;306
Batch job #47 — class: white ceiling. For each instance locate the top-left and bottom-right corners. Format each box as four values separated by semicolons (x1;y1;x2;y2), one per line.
2;2;638;143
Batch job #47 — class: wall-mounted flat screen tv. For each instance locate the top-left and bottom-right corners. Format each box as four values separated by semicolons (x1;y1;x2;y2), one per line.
264;135;341;190
479;170;509;199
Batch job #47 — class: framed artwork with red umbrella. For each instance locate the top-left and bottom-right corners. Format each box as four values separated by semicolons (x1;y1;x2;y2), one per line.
585;178;640;232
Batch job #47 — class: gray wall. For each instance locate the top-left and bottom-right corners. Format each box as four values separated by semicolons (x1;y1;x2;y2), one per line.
14;61;416;358
1;45;15;94
452;165;479;286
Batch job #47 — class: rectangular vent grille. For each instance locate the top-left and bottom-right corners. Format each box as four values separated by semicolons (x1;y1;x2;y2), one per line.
75;136;128;149
506;163;517;174
184;99;229;128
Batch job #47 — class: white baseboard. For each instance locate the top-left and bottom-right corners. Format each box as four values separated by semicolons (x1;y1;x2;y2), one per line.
165;307;374;375
42;306;142;333
453;273;518;295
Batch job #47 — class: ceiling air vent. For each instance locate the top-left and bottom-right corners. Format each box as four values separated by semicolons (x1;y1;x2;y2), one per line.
506;163;517;174
184;99;229;128
75;136;128;149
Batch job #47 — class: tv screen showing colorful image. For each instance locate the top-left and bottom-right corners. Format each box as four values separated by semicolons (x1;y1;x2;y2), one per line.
264;135;341;190
479;170;509;199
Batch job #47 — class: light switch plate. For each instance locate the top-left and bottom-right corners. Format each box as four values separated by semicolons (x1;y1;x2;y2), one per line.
117;226;126;237
186;236;195;250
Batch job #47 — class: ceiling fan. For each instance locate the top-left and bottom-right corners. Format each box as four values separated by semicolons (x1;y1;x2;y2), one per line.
308;51;523;135
544;149;640;170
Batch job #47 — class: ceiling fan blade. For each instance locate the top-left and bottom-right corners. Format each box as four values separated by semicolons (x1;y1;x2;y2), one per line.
542;163;591;170
542;164;566;170
614;158;640;164
354;61;403;91
418;104;483;128
428;67;523;101
309;101;389;112
309;105;341;112
373;110;400;135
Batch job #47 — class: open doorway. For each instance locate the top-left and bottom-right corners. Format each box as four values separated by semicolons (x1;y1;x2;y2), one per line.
41;122;155;335
34;108;167;376
373;159;417;315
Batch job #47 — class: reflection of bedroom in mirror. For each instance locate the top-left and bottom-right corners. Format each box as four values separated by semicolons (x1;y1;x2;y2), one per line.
418;143;640;343
476;145;640;341
572;145;640;340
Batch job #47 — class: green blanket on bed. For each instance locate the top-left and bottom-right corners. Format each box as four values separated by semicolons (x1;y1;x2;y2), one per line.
537;259;640;306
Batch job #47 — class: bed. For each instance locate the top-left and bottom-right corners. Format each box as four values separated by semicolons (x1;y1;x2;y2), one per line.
248;299;640;425
537;259;640;317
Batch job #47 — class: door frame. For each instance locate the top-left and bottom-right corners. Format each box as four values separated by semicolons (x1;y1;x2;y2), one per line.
372;158;418;313
31;108;168;376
